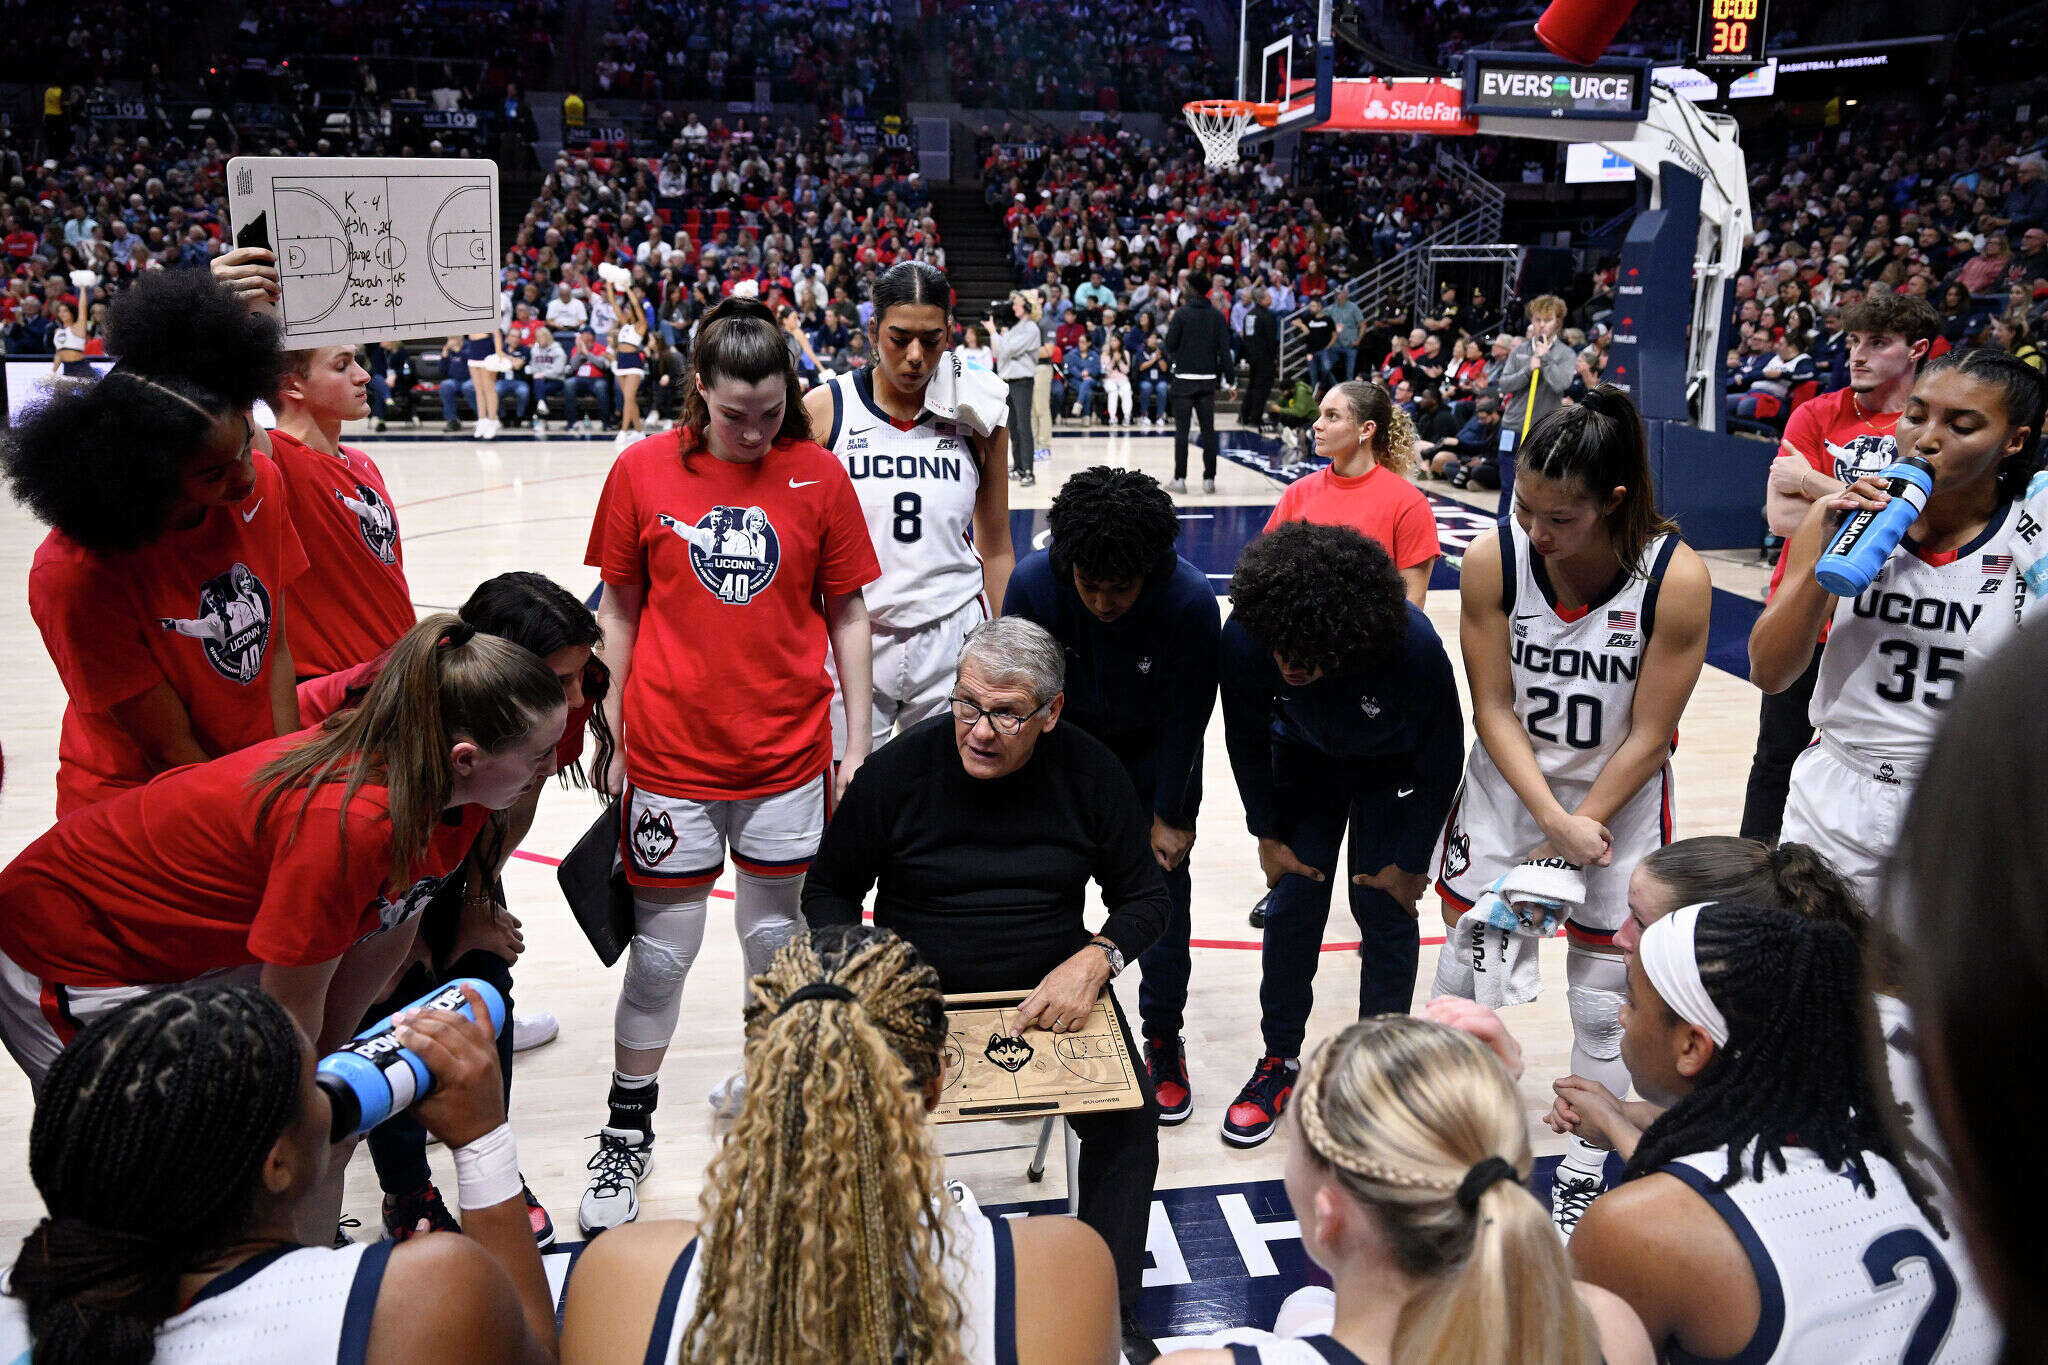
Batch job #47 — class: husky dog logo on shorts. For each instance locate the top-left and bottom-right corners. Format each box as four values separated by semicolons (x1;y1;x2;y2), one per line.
158;562;273;684
985;1033;1033;1073
660;506;780;605
632;808;679;867
336;483;399;565
1444;829;1471;880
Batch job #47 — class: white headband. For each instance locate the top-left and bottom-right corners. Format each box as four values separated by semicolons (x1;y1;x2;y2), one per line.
1637;904;1729;1048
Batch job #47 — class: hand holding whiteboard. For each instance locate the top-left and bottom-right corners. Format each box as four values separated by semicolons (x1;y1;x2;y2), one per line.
227;156;500;349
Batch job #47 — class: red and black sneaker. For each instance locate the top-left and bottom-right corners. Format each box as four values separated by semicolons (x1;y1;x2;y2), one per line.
522;1181;557;1248
1222;1055;1300;1147
382;1183;461;1242
1144;1035;1193;1126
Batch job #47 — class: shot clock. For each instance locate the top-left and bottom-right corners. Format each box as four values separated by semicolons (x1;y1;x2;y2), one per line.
1695;0;1769;67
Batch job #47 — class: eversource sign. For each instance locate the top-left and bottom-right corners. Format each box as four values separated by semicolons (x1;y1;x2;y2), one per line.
1462;54;1650;121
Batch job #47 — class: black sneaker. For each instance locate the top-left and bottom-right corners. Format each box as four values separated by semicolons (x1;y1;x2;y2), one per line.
1248;892;1270;929
1144;1036;1192;1125
523;1181;557;1248
1120;1307;1160;1363
1222;1056;1299;1147
443;419;461;432
382;1182;461;1242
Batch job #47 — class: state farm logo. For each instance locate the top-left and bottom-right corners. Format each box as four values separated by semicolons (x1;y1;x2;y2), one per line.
1360;96;1465;123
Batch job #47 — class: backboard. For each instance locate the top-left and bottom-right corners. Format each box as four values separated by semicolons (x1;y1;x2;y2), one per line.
1236;0;1334;146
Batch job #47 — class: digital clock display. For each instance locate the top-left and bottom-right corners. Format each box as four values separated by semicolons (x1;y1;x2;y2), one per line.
1696;0;1769;66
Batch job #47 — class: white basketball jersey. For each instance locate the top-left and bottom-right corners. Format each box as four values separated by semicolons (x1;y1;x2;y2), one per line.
647;1180;1018;1363
1662;1146;2000;1364
826;370;986;631
1811;501;2023;764
1174;1332;1371;1364
1502;520;1678;784
0;1241;390;1364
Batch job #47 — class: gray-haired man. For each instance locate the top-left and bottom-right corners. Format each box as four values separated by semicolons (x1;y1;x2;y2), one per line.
803;616;1169;1360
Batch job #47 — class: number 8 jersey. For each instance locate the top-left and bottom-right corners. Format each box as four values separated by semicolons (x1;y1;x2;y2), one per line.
1503;517;1678;784
1810;501;2023;764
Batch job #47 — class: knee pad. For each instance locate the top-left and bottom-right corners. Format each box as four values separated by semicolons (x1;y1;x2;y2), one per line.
1565;946;1630;1061
621;932;693;1011
733;869;804;976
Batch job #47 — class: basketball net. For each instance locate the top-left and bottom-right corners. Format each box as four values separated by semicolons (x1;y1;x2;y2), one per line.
1183;99;1273;169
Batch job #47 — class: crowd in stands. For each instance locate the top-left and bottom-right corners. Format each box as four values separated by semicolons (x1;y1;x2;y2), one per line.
938;0;1227;114
229;0;562;94
1712;90;2048;430
0;0;186;84
596;0;904;116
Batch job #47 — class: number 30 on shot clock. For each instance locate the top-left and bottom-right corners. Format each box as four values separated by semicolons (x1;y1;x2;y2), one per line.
1695;0;1769;67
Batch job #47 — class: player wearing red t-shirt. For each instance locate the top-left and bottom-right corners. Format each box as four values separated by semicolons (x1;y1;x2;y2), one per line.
1;272;315;817
578;299;879;1235
0;616;566;1095
270;345;418;680
1741;294;1936;842
1265;381;1441;607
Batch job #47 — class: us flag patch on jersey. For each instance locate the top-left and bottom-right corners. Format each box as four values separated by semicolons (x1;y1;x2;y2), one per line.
1607;609;1637;630
1983;554;2013;574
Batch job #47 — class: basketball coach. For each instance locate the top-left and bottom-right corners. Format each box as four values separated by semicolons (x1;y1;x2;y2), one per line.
802;616;1169;1361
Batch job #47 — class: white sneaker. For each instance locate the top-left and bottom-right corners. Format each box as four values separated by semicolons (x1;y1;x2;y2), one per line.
511;1011;558;1053
1202;477;1216;494
708;1070;746;1119
578;1126;653;1234
535;399;550;417
613;428;636;449
1549;1172;1602;1242
473;419;487;439
482;418;499;440
1165;477;1187;494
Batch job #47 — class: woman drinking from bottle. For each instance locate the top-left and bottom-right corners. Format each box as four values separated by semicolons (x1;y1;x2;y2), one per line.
1750;350;2045;909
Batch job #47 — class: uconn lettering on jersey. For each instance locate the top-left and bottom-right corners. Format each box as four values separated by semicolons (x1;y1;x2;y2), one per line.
1510;638;1641;684
844;453;966;481
1850;590;1981;634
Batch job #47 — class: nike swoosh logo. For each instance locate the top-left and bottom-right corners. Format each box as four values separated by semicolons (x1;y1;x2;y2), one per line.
1397;787;1416;798
789;479;820;489
241;499;263;522
1513;611;1542;623
848;424;875;435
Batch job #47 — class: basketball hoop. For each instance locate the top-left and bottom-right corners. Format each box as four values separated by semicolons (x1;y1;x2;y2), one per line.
1183;99;1274;169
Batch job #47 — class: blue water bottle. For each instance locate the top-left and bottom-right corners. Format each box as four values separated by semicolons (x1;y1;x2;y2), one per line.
316;978;507;1140
1814;456;1934;597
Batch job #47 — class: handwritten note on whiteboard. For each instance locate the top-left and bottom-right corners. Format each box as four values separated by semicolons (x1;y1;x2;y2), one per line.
227;156;501;348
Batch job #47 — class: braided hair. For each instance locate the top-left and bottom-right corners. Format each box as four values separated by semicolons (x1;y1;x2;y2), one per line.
681;926;966;1364
1621;903;1937;1225
8;984;304;1365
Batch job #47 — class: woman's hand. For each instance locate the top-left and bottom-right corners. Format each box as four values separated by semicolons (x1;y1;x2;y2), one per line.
1531;815;1612;868
399;985;507;1149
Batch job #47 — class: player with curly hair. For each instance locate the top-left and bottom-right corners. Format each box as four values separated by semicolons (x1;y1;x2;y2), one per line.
1;268;306;814
1431;385;1711;1240
1217;521;1466;1147
1005;466;1221;1124
1263;379;1441;606
558;926;1119;1365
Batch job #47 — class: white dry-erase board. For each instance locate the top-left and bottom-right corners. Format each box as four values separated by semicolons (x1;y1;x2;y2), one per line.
227;156;500;347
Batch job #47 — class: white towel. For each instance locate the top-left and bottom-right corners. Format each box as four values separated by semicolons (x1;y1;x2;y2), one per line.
597;261;633;289
1431;859;1586;1009
922;348;1010;438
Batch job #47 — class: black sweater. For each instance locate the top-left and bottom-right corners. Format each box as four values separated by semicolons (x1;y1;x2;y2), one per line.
802;717;1170;993
1220;605;1466;871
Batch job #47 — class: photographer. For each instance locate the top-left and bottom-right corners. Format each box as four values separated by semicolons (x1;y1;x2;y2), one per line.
993;292;1042;486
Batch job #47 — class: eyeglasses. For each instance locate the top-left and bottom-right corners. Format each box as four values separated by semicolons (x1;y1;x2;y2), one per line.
948;696;1047;737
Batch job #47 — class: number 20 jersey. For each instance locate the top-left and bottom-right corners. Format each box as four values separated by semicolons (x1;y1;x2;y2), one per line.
825;370;986;631
1811;500;2024;765
1503;519;1677;784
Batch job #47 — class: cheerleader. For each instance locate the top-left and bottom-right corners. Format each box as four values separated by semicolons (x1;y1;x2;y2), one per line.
1431;385;1712;1240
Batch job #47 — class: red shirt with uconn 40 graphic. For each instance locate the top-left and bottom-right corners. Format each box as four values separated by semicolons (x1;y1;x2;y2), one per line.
586;428;878;800
28;454;309;816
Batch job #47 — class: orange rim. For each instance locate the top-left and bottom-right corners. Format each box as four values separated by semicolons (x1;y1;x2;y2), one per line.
1183;98;1278;129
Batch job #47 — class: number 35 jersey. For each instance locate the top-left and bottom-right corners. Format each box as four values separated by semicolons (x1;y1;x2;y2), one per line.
1812;500;2023;765
825;370;987;631
1502;519;1678;785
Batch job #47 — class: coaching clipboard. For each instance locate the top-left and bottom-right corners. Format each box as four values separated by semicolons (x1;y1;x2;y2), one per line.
934;989;1145;1124
226;156;500;348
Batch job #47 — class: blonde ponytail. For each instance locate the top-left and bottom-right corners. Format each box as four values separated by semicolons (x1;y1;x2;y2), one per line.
1298;1017;1602;1365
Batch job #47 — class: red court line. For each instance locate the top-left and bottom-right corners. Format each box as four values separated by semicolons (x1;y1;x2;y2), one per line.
511;850;1446;947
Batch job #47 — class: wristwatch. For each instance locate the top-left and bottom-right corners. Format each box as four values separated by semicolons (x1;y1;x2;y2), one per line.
1088;936;1126;977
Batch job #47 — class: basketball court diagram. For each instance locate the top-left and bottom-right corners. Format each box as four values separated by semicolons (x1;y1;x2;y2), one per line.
934;991;1145;1122
227;156;500;347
